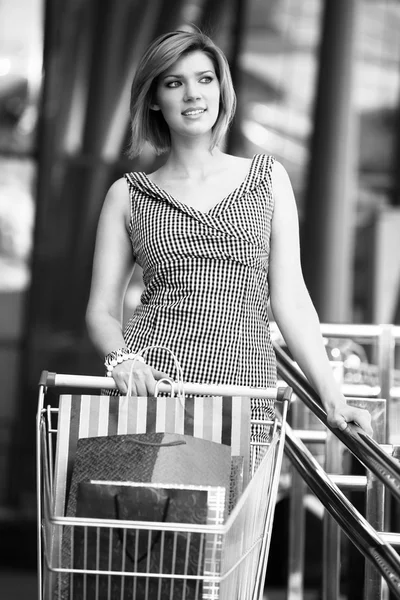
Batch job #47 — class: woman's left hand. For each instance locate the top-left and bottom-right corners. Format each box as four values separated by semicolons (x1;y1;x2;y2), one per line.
326;403;373;437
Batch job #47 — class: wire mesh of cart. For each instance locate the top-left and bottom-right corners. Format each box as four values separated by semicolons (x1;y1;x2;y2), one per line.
37;371;292;600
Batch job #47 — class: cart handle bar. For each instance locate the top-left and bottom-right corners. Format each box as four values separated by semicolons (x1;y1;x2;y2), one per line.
39;370;290;401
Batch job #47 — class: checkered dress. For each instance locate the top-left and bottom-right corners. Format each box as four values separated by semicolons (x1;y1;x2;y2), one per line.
123;154;277;444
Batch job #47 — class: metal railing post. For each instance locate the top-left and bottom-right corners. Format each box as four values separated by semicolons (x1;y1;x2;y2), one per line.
376;324;397;597
323;430;344;599
365;457;390;600
347;398;387;600
323;361;344;600
376;325;395;442
287;396;307;600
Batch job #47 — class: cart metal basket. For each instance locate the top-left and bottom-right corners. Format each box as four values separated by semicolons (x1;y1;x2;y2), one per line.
37;372;291;600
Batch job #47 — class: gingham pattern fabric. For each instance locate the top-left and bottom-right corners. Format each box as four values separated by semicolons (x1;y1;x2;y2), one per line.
122;154;277;436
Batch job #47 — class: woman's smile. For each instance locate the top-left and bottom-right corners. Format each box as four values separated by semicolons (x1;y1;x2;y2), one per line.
181;107;207;117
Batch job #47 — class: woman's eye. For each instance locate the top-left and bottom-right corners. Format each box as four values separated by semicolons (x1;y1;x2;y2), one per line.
166;81;180;88
200;76;213;83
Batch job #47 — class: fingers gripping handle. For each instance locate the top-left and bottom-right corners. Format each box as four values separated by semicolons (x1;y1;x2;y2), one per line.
127;345;185;402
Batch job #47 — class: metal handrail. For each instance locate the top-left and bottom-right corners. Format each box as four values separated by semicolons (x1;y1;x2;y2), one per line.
319;323;400;341
273;343;400;503
271;322;400;343
284;422;400;598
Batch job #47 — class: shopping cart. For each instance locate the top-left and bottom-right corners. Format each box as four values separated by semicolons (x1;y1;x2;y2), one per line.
37;371;292;600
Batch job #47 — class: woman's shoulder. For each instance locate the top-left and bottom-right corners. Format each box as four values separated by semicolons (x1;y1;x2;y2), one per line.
102;177;131;214
242;155;292;197
106;176;130;198
269;159;291;185
109;176;129;193
270;160;295;205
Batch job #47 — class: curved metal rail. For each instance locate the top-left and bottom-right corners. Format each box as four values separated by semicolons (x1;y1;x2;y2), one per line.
284;422;400;598
273;343;400;503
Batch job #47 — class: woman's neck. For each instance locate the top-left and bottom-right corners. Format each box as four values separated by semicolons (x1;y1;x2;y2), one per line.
163;145;225;181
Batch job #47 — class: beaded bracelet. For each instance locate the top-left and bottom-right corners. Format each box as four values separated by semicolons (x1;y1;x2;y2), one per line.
104;347;146;377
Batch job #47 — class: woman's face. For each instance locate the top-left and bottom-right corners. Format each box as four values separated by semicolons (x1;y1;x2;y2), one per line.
152;50;220;142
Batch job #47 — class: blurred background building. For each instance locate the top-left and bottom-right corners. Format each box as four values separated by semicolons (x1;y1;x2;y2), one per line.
0;0;400;597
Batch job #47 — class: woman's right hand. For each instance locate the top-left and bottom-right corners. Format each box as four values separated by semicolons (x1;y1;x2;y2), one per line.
111;360;169;396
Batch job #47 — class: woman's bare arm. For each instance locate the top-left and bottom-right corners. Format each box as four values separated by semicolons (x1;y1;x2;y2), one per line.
86;178;162;395
86;178;135;353
269;161;372;436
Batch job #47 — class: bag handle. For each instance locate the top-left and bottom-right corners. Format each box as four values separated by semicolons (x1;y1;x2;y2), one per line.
127;345;185;405
124;437;186;447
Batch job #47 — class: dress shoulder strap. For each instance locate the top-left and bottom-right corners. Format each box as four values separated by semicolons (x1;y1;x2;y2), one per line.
251;154;275;189
261;154;275;177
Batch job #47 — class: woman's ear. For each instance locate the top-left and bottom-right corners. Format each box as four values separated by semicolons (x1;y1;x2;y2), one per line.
150;103;161;111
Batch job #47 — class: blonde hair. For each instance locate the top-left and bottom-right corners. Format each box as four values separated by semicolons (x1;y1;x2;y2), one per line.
128;30;236;157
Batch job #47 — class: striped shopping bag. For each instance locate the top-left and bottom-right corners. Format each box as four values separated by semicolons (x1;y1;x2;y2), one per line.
53;393;251;519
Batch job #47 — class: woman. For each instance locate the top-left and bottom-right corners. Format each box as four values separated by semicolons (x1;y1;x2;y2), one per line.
86;30;372;436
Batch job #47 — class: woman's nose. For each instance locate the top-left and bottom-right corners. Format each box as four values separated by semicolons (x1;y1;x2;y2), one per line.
184;82;201;101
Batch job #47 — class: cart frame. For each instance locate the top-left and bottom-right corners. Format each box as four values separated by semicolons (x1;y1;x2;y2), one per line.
37;371;291;600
